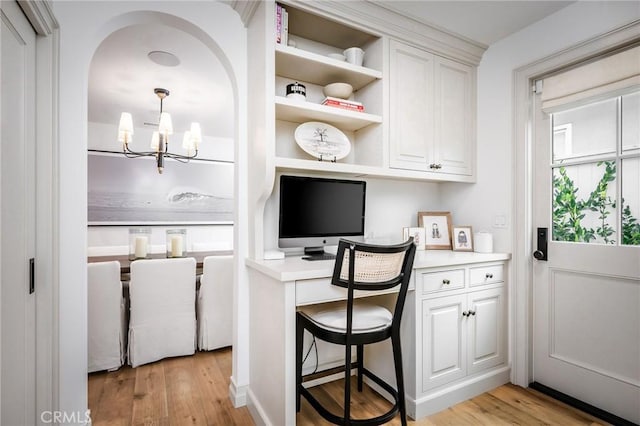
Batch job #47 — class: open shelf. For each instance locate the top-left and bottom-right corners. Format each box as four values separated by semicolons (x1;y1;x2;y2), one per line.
275;96;381;131
274;157;476;183
275;45;382;90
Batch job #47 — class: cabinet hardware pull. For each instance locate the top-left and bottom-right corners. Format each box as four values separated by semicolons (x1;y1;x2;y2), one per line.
485;273;493;279
469;310;476;316
442;279;450;285
462;311;469;317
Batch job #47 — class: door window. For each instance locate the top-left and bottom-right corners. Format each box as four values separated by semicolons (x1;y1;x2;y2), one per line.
551;90;640;245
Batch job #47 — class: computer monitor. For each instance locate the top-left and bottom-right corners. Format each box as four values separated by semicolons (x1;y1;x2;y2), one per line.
278;175;366;260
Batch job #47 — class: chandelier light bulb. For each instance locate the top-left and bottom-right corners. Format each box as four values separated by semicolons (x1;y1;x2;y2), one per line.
118;88;198;174
158;112;173;135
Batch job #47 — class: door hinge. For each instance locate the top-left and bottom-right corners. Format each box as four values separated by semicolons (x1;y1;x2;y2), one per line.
29;258;35;294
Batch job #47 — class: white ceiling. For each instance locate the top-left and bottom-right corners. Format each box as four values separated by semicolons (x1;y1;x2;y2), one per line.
88;1;575;144
376;1;575;46
88;23;234;141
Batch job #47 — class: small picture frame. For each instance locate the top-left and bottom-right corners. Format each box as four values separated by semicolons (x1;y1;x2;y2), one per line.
452;226;474;251
418;211;452;250
403;227;426;250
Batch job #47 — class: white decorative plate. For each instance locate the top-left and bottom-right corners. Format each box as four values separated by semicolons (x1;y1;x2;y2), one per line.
294;122;351;161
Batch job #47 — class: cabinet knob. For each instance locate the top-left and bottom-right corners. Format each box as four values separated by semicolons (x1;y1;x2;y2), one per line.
485;273;493;279
442;279;450;285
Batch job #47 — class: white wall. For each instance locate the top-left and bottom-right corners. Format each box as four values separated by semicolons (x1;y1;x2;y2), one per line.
263;173;441;253
440;1;640;253
52;1;247;421
87;225;233;256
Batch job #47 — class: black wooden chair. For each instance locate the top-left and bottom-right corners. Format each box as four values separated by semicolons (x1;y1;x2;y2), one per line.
296;238;416;425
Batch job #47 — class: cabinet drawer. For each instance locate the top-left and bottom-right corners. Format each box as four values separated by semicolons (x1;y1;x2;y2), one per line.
469;264;503;287
296;278;414;306
421;269;465;294
296;278;341;306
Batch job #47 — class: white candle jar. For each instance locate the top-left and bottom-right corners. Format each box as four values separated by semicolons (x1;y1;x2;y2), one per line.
129;228;151;260
166;229;187;258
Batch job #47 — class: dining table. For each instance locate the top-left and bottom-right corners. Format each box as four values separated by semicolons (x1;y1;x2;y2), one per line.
88;250;234;282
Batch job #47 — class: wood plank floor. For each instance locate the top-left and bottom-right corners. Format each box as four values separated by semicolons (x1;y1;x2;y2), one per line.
89;349;608;425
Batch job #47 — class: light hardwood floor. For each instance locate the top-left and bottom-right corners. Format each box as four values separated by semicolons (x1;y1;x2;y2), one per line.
89;349;608;425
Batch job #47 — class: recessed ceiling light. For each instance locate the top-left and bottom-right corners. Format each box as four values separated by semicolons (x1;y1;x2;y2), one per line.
148;50;180;67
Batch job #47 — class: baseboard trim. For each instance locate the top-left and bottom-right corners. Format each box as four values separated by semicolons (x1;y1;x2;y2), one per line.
529;382;638;426
228;378;247;408
408;366;511;420
246;388;270;426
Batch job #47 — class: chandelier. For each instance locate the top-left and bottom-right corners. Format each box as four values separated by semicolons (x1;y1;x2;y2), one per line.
118;88;201;174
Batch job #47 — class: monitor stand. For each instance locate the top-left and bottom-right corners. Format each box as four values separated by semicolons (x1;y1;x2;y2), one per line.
302;246;336;261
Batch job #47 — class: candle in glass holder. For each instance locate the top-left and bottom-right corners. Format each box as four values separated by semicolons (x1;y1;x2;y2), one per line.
129;228;151;260
166;229;186;258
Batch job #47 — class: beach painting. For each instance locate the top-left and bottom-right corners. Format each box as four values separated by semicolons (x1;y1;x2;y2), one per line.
88;152;234;224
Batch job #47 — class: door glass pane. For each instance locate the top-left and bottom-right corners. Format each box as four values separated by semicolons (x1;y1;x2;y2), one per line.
622;91;640;153
552;161;617;244
552;98;617;162
621;157;640;246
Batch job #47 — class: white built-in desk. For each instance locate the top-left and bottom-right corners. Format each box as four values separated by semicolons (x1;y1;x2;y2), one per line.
245;251;511;425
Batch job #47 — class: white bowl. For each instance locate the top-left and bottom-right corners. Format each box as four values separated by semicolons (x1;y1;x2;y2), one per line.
327;53;346;61
323;82;353;99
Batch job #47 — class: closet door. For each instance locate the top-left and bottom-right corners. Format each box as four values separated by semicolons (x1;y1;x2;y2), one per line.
1;1;37;424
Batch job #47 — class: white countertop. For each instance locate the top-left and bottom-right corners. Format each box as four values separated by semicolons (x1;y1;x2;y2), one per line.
246;250;511;282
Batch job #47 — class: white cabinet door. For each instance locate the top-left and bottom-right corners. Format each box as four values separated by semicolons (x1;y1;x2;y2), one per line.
434;57;475;176
422;294;466;391
467;287;505;375
389;40;476;178
389;40;434;171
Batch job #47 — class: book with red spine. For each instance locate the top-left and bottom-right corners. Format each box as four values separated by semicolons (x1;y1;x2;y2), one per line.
321;96;365;111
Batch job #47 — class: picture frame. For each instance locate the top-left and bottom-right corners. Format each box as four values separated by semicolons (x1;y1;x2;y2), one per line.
452;225;474;251
87;151;234;225
418;211;452;250
402;227;426;250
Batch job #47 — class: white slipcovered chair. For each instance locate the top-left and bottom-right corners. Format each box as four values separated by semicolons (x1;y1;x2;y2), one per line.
128;257;197;367
197;255;233;350
88;261;125;372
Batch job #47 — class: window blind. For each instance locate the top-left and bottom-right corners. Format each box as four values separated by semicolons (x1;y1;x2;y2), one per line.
541;45;640;112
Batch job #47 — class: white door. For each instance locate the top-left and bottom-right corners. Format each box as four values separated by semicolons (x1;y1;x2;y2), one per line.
532;84;640;423
1;1;37;424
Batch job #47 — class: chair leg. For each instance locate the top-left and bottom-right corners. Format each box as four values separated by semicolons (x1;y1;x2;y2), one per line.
296;315;304;412
344;342;352;424
357;344;364;392
391;332;407;426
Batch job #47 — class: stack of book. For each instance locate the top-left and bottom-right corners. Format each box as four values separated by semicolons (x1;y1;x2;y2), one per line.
275;4;289;46
321;96;365;112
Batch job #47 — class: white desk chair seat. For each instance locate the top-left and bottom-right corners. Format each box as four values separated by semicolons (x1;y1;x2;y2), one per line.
307;304;392;334
88;261;125;372
197;255;233;350
128;258;197;367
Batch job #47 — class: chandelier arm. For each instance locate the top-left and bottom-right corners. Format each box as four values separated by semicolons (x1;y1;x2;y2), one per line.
122;150;158;158
164;149;199;161
123;144;159;157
